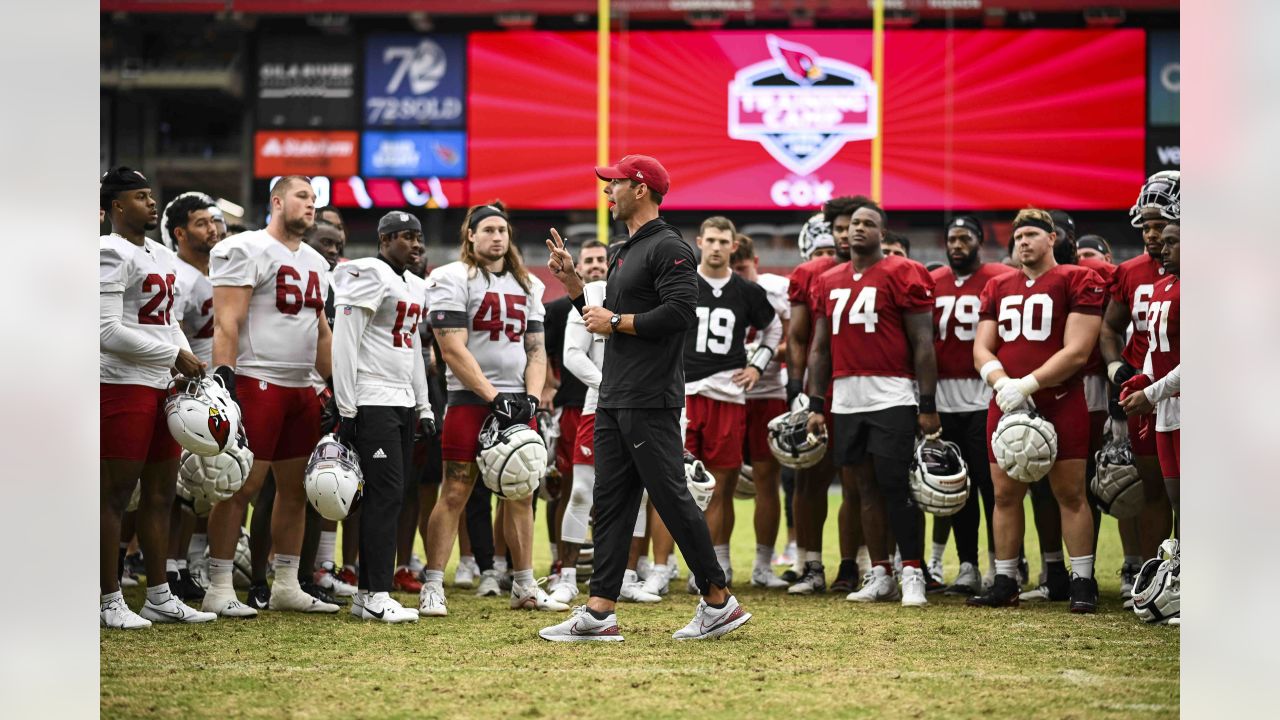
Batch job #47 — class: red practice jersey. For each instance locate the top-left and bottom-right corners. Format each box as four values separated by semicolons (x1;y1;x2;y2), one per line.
1145;275;1179;382
814;255;935;380
1077;257;1115;376
1110;253;1172;369
930;263;1016;380
787;255;839;316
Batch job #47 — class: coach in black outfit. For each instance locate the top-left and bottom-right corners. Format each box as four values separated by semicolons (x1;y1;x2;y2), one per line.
543;155;751;641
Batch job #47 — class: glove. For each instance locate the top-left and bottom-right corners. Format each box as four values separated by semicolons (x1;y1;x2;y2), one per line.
995;376;1039;414
1108;361;1137;386
786;378;804;408
319;387;339;434
1119;374;1154;402
337;416;358;447
490;392;534;428
524;394;540;420
213;365;238;404
417;416;438;439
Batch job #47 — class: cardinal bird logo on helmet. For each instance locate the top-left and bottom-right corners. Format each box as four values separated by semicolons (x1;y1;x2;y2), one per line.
768;36;825;85
207;407;230;449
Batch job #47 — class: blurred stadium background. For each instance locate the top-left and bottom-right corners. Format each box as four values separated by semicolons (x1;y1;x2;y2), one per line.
100;0;1178;284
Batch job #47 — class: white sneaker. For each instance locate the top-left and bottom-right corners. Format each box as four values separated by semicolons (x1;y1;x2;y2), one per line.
636;556;653;581
511;579;570;612
927;558;946;587
947;561;983;595
672;596;752;640
475;569;501;597
846;566;901;603
640;566;670;597
419;582;447;617
141;595;218;624
548;574;579;605
201;588;258;618
538;605;624;642
361;592;419;623
900;566;928;607
314;561;357;598
101;597;151;629
454;558;478;589
751;565;789;589
620;570;661;603
269;584;339;613
350;590;367;618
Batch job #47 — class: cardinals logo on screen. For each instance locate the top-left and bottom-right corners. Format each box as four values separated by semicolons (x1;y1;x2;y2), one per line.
729;36;878;176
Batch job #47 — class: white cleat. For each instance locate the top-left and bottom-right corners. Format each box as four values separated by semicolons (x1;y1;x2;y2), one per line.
751;566;790;589
672;596;752;641
636;556;654;581
640;566;670;597
201;588;258;618
538;605;624;642
360;592;419;623
946;561;983;595
927;559;946;588
620;570;661;603
350;590;367;619
419;582;447;617
101;597;151;630
314;561;357;598
846;566;902;603
269;584;339;613
141;595;218;624
547;574;580;605
511;579;570;612
900;566;928;607
454;557;479;589
475;569;501;597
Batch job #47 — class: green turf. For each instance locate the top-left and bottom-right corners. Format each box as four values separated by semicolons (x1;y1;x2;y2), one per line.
102;495;1179;719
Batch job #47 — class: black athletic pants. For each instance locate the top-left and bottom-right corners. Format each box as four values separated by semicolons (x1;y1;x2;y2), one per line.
465;483;495;572
940;410;995;566
354;406;415;593
590;407;725;600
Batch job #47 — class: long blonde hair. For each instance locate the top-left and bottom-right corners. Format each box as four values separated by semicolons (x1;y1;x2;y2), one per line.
459;200;532;294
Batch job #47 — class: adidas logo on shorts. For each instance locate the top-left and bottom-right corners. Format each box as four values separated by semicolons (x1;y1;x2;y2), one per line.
373;448;387;459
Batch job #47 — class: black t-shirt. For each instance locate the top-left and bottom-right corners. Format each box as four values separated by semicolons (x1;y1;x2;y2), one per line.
683;273;776;383
543;295;587;408
597;218;698;410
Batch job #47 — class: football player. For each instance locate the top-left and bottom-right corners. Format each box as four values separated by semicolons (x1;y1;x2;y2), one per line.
806;201;940;606
968;207;1106;613
1076;235;1113;264
930;217;1016;595
317;206;348;260
730;234;793;588
785;196;867;595
331;211;437;623
99;167;213;628
883;232;910;259
417;201;567;617
1102;175;1177;566
203;176;337;617
680;216;778;588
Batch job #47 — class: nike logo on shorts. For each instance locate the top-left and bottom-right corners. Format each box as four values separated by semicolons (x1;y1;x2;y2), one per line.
1055;392;1068;400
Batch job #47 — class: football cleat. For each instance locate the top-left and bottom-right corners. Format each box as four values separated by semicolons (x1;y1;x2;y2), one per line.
946;562;983;596
829;560;860;594
393;567;423;594
547;574;580;605
640;566;670;597
1068;575;1099;614
635;556;654;581
926;559;947;589
751;566;790;589
620;570;661;603
510;579;570;612
539;605;624;643
967;575;1021;608
246;583;270;610
900;566;928;607
846;566;901;603
141;595;217;624
418;583;447;617
201;588;258;618
360;592;419;623
314;561;357;598
672;596;752;641
475;569;501;597
453;556;479;589
101;597;151;630
301;581;343;607
337;565;359;588
1019;564;1070;602
787;561;827;595
269;584;339;613
350;590;367;619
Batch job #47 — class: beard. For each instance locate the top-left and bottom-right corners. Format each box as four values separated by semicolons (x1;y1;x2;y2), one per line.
948;249;978;273
285;215;313;236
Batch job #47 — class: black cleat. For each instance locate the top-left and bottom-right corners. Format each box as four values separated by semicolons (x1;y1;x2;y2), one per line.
829;560;859;594
302;581;344;606
922;564;947;594
1068;575;1099;614
966;574;1021;608
780;569;800;584
247;582;271;610
171;569;206;602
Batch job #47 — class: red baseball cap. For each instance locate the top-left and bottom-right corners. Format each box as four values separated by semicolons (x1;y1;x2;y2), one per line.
594;154;670;196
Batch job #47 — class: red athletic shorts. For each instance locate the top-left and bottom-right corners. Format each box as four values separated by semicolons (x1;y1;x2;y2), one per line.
101;383;180;463
986;380;1090;463
1156;429;1180;479
556;406;583;479
746;398;787;463
440;404;536;463
572;412;596;466
685;394;747;469
1128;412;1158;457
237;376;320;462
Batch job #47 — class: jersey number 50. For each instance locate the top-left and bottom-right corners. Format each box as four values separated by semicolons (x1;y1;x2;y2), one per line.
997;294;1053;342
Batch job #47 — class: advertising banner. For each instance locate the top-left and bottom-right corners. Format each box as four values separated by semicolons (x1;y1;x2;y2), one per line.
1148;30;1179;128
364;34;466;128
256;36;359;128
361;130;467;178
254;131;359;178
1146;126;1180;175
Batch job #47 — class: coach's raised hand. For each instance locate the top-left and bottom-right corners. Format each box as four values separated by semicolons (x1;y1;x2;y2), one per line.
545;228;583;297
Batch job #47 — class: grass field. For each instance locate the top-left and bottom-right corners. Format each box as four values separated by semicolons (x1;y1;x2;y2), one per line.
102;495;1179;719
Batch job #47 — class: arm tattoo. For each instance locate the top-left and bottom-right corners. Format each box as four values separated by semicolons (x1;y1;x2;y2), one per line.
523;331;546;364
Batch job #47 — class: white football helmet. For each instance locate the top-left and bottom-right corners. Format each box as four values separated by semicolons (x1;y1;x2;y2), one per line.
1091;437;1143;519
1129;170;1180;227
179;430;254;505
304;434;364;521
909;438;970;517
477;416;546;501
991;410;1058;483
684;452;716;511
798;212;835;260
767;409;827;469
735;463;756;499
164;375;242;457
1132;539;1180;624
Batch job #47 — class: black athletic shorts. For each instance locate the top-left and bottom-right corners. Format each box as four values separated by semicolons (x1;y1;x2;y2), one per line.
831;405;917;467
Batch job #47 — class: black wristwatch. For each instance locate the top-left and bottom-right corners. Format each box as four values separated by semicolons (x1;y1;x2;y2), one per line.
609;313;622;332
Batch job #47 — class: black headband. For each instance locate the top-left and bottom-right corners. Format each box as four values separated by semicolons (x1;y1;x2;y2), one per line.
101;166;151;194
1077;237;1108;254
467;205;508;230
949;216;983;242
1011;217;1055;235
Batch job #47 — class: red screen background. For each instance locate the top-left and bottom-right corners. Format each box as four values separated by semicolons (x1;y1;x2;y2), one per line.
469;30;1146;211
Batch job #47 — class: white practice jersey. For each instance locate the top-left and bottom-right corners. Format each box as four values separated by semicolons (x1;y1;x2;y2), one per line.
425;261;545;398
745;272;791;400
332;257;431;415
173;256;215;366
209;230;329;387
100;234;187;388
563;283;606;415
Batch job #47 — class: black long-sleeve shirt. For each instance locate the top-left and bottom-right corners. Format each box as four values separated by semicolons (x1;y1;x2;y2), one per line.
597;218;698;409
